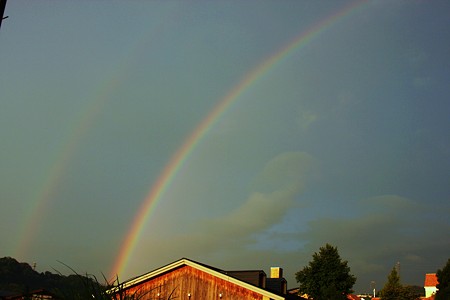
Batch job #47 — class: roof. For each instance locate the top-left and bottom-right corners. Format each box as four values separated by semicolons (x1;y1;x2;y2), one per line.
115;258;285;300
0;290;16;297
425;273;438;287
225;270;266;287
4;289;57;299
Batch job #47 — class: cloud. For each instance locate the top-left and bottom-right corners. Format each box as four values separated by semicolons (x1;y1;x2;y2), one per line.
134;165;449;293
251;151;318;194
299;195;422;260
135;152;318;264
291;195;450;290
212;189;297;235
202;151;318;240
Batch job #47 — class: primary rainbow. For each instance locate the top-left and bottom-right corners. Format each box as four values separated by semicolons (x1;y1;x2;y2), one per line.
111;0;369;278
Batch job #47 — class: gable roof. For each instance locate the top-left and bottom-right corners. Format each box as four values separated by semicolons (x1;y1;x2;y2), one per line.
425;273;438;287
118;258;285;300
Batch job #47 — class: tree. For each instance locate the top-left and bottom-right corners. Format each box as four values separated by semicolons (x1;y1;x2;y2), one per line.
379;266;422;300
55;261;176;300
435;258;450;300
403;285;424;299
380;266;403;300
295;243;356;300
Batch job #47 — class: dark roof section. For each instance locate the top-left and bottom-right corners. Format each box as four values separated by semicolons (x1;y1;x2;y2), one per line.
266;277;287;294
226;270;267;288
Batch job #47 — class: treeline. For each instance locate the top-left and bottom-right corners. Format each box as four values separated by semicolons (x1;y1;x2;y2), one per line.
0;256;102;298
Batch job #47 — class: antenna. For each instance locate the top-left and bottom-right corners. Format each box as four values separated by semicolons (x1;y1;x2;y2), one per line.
396;261;401;277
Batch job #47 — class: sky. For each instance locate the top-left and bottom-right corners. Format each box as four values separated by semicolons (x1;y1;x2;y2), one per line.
1;0;449;294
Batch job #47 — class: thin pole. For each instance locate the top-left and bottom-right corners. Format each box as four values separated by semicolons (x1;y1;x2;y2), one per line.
0;0;8;30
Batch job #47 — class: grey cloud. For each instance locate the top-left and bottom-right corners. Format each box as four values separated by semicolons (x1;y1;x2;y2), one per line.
292;194;450;291
251;152;318;193
213;152;318;235
212;189;297;235
137;163;449;294
138;151;318;262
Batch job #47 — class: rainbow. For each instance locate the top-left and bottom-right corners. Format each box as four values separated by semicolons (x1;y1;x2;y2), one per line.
13;77;122;258
110;0;369;278
12;5;181;259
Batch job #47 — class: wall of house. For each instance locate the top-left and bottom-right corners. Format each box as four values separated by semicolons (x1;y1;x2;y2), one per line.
425;286;437;298
119;265;267;300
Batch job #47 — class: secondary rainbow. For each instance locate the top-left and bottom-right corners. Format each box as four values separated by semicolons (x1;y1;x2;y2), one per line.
12;7;179;260
111;0;369;278
13;76;122;258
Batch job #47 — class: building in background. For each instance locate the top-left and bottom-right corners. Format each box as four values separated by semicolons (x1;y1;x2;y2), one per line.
424;273;438;298
2;289;57;300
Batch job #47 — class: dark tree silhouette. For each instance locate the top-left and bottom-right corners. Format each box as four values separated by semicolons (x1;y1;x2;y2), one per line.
436;258;450;300
295;243;356;300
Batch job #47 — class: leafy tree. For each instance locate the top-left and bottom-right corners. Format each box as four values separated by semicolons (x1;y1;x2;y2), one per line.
295;243;356;300
0;257;86;296
0;257;176;299
403;285;424;299
54;261;154;300
435;258;450;300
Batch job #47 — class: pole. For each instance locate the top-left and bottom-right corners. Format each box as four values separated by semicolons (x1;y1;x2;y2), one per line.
0;0;8;30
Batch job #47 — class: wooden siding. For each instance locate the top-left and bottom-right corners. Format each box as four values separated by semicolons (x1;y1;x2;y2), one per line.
120;265;267;300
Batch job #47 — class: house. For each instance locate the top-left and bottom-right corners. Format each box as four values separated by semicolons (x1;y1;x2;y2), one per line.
109;258;305;300
347;294;362;300
3;289;57;300
0;291;16;300
424;273;438;298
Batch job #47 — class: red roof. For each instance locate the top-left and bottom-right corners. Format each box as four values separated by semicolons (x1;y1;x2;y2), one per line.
425;273;438;287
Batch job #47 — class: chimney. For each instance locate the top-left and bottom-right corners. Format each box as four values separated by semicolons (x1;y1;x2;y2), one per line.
267;267;287;294
270;267;283;278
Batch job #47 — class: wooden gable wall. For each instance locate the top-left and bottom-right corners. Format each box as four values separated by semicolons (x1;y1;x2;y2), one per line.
120;265;269;300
